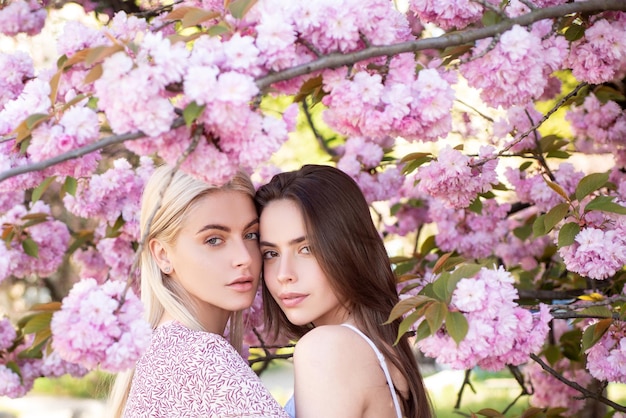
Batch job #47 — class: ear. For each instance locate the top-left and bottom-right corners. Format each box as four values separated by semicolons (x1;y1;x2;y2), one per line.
149;238;171;273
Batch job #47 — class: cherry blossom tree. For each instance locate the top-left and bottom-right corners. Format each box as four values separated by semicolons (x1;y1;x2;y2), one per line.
1;0;626;415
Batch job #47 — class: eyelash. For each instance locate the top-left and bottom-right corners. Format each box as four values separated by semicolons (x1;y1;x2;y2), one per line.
205;231;259;246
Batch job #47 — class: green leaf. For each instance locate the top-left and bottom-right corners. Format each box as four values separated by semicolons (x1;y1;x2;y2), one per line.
546;150;571;159
386;295;432;323
31;176;56;203
521;407;545;418
584;196;626;215
476;408;505;418
394;310;421;345
532;214;547;237
424;302;448;334
415;319;431;342
564;22;585;41
594;85;626;104
22;238;39;258
545;179;569;202
183;101;206;127
419;235;437;255
543;345;561;366
228;0;257;19
22;312;53;334
207;21;231;37
543;203;569;233
181;8;221;27
513;224;532;241
581;319;612;351
293;76;323;104
63;176;77;196
557;222;580;248
468;198;482;214
445;311;468;345
575;172;609;201
481;10;502;26
25;113;50;130
580;306;613;318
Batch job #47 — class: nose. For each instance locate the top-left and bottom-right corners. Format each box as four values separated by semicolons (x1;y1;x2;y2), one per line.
233;238;253;269
276;255;296;284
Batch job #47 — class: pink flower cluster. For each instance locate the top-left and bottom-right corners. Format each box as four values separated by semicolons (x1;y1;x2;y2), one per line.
558;223;626;281
417;145;498;209
336;137;405;202
51;278;151;372
0;318;17;351
566;17;626;85
0;201;70;283
64;157;154;238
567;95;626;155
429;199;511;259
418;266;552;371
0;0;46;36
585;321;626;383
493;104;545;153
0;51;33;110
409;0;492;30
525;357;592;415
505;163;584;212
323;64;455;143
461;24;568;109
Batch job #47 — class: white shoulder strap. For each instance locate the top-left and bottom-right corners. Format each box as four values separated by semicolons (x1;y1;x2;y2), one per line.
340;324;403;418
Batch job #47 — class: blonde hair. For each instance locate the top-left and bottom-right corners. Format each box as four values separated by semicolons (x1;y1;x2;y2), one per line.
107;165;255;418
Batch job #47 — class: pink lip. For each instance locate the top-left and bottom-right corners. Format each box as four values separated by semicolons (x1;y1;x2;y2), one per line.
227;276;255;292
279;292;307;308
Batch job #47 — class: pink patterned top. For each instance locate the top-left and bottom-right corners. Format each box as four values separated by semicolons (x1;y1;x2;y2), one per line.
123;321;288;417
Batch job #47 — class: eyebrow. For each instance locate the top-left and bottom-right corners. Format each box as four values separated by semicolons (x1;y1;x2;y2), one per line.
260;236;306;248
196;218;259;235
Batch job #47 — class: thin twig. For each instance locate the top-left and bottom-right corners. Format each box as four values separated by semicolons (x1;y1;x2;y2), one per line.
301;99;338;157
530;353;626;412
473;82;588;167
454;369;475;409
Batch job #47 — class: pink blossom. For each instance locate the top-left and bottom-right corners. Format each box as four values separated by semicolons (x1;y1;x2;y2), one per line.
418;266;552;371
0;0;46;36
586;321;626;383
558;225;626;280
0;51;34;110
57;20;108;57
0;318;16;350
417;145;498;209
409;0;489;30
566;18;626;84
51;278;151;372
525;357;592;414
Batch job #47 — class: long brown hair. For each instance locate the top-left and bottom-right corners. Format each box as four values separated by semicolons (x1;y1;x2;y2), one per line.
255;164;432;418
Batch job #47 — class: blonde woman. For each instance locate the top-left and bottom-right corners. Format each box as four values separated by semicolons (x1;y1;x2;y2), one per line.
108;165;287;417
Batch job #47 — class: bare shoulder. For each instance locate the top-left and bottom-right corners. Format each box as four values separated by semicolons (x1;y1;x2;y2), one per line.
294;325;373;365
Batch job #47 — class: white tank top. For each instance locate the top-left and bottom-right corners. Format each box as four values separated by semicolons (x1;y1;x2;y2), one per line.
340;323;403;418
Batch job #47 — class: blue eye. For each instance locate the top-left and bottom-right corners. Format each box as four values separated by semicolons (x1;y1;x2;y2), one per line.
206;237;224;246
246;231;260;240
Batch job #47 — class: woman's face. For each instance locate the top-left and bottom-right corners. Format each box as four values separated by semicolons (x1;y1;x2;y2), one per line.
260;199;348;327
157;190;261;331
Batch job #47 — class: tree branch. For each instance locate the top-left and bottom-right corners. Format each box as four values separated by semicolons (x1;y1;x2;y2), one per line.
530;354;626;413
0;117;186;184
255;0;626;91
